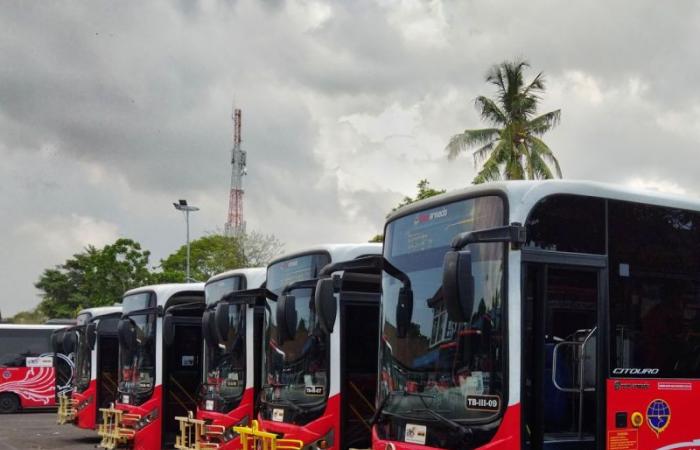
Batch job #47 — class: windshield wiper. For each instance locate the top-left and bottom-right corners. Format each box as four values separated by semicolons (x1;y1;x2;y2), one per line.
370;390;435;425
409;407;473;441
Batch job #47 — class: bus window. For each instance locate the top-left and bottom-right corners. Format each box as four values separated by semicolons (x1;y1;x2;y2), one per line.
0;329;53;367
609;200;700;378
526;194;606;254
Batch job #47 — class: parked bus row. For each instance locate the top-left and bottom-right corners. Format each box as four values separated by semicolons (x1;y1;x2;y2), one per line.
41;180;700;450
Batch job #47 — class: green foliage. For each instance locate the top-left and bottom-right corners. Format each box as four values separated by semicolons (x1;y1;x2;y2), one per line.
392;179;446;212
157;234;247;283
34;238;153;318
8;309;47;324
369;179;446;242
446;59;562;184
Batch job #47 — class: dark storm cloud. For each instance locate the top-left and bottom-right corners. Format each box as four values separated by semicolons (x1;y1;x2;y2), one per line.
1;0;700;315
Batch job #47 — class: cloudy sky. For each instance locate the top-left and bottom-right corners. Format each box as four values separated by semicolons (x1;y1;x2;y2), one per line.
1;0;699;316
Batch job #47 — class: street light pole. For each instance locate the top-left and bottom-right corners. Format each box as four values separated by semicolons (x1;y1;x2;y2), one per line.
173;199;200;282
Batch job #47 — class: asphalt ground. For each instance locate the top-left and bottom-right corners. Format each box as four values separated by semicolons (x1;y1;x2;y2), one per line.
0;411;99;450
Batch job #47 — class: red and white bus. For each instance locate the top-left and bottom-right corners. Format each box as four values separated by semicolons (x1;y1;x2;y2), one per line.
98;283;205;450
0;324;70;413
174;268;266;449
57;306;122;430
372;180;700;450
252;244;382;450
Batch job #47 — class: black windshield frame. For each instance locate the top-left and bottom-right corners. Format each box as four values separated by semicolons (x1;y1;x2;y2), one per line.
379;190;510;429
118;292;157;406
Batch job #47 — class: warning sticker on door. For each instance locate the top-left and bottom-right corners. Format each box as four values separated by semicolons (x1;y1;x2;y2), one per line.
404;423;427;445
607;430;638;450
272;408;284;422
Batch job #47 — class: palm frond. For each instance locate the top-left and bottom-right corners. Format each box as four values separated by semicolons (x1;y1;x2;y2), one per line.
529;151;555;179
472;140;497;165
474;96;507;125
527;110;561;136
485;64;507;98
523;72;545;96
446;128;500;160
528;136;562;178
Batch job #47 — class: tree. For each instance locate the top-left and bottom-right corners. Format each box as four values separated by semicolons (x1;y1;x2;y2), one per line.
446;59;562;184
241;231;284;267
392;179;446;212
370;179;446;243
8;309;47;324
35;239;153;318
157;234;247;283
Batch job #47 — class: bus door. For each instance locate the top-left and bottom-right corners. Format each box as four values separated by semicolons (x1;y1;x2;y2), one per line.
340;290;379;449
162;316;202;447
522;252;607;450
96;318;120;416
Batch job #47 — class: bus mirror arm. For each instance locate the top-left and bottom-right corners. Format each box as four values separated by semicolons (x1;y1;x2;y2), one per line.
451;223;526;251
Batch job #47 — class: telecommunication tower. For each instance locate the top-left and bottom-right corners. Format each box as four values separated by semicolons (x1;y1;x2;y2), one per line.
224;107;247;237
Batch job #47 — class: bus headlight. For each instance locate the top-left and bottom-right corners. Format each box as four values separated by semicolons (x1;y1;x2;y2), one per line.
223;416;249;442
133;408;158;430
307;429;334;450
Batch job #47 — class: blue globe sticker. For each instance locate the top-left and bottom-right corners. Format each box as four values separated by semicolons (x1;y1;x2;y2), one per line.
646;399;671;436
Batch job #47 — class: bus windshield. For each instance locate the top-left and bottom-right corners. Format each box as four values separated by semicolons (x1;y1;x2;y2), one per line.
200;276;246;413
118;292;156;405
379;195;506;425
261;253;330;422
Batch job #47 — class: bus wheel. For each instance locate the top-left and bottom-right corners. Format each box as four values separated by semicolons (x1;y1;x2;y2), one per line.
0;393;20;413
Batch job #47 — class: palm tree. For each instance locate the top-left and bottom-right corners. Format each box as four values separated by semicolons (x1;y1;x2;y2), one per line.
446;60;562;184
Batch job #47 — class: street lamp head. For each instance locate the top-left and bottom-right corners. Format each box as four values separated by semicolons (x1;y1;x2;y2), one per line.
173;200;200;212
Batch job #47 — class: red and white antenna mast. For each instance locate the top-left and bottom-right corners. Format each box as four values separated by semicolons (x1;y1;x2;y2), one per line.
225;106;246;237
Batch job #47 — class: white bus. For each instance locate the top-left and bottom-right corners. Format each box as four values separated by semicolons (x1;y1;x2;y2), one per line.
57;306;122;430
98;283;205;450
372;180;700;450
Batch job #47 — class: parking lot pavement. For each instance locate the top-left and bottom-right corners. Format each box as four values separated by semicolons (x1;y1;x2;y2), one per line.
0;411;99;450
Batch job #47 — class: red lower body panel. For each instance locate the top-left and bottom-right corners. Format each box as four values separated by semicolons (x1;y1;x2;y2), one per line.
195;388;255;449
258;394;341;448
607;379;700;450
0;367;56;409
115;386;162;450
73;380;97;430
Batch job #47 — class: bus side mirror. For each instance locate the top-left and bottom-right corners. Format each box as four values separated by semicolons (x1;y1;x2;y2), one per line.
117;319;137;354
442;250;475;323
396;287;413;338
215;303;230;341
51;331;63;353
315;278;337;334
202;310;218;348
62;331;78;354
87;323;97;351
163;315;174;347
276;295;297;345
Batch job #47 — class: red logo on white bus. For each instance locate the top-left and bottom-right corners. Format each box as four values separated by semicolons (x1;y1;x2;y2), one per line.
414;208;448;225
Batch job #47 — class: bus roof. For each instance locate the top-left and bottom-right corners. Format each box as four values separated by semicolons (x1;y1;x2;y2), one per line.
386;180;700;225
0;324;68;330
78;306;122;319
268;243;382;268
124;283;205;308
206;267;266;288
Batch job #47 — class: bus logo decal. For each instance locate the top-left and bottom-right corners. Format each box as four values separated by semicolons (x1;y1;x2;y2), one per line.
646;399;671;437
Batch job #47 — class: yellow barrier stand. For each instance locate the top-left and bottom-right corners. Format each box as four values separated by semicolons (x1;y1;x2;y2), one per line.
233;420;303;450
97;405;137;449
174;411;222;450
56;394;77;424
